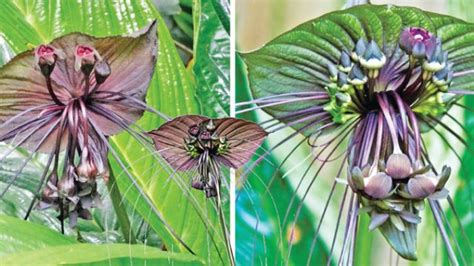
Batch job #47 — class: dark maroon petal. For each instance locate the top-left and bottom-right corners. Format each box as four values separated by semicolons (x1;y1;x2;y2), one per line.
0;49;71;152
407;175;436;199
147;115;208;170
213;117;267;168
49;21;157;136
364;173;392;199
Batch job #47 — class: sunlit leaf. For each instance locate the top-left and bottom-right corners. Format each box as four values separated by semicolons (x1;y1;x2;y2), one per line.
1;243;204;265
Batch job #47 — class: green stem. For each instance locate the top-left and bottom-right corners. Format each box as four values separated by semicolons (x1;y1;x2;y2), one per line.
106;161;137;244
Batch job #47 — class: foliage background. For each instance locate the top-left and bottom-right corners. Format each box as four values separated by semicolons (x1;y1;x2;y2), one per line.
236;0;473;265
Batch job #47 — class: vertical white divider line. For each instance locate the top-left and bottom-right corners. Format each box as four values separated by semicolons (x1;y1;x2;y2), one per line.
230;0;237;258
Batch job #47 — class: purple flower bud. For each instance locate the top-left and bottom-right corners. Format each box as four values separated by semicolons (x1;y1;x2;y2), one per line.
94;60;111;85
188;125;200;136
385;153;412;179
407;174;437;199
58;167;77;197
338;51;352;73
74;45;99;74
192;179;205;190
199;130;212;141
35;44;63;76
76;148;98;181
364;172;393;199
399;27;437;58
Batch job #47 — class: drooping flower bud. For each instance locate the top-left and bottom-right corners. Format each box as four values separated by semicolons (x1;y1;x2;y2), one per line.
74;45;100;75
192;178;205;190
432;65;453;88
327;62;338;82
58;166;77;198
349;167;393;199
404;165;451;199
199;130;212;141
422;43;447;75
338;51;352;73
359;41;386;78
94;60;111;85
385;153;412;179
76;148;98;182
348;64;368;86
188;125;200;136
35;45;64;76
351;38;367;61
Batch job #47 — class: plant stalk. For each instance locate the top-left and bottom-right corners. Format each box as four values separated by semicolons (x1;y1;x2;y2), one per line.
107;161;137;244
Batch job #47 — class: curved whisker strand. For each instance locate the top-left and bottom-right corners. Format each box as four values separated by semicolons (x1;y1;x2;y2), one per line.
266;114;330;134
281;119;357;230
258;106;326;126
428;199;459;265
0;121;50;162
283;125;354;264
24;151;55;220
435;200;467;265
0;104;52;131
235;91;328;107
93;91;171;121
264;137;308;195
112;151;226;245
88;119;197;255
306;158;346;265
213;177;235;266
236;95;330;114
325;186;349;266
446;195;472;248
0;119;60;199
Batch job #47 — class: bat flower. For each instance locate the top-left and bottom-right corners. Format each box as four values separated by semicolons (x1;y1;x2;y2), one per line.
241;5;474;262
0;21;158;227
147;115;267;198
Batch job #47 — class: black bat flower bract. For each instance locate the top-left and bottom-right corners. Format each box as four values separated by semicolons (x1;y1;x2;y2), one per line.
147;115;267;198
0;22;159;227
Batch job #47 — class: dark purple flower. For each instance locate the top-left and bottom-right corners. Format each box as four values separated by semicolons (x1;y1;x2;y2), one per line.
399;27;437;59
241;24;466;260
0;21;158;226
147;115;267;198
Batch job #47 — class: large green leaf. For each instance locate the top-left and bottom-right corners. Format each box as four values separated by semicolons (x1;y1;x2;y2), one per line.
241;5;474;135
193;0;230;116
1;243;204;265
0;0;227;263
0;215;77;256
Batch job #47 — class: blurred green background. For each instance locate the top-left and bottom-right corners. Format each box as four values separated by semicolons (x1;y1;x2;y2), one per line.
236;0;473;265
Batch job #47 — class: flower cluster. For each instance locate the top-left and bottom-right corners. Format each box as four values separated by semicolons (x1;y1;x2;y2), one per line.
147;115;267;198
323;27;455;232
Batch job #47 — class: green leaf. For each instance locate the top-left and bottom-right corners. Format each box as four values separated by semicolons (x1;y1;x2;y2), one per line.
0;0;227;263
0;215;77;256
193;0;230;116
1;243;204;265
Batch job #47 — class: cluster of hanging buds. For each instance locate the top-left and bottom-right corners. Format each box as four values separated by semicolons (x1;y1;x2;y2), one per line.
147;115;267;198
325;27;455;126
0;22;158;227
322;27;455;257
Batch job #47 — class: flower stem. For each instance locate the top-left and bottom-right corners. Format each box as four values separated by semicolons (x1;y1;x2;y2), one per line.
106;161;137;244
